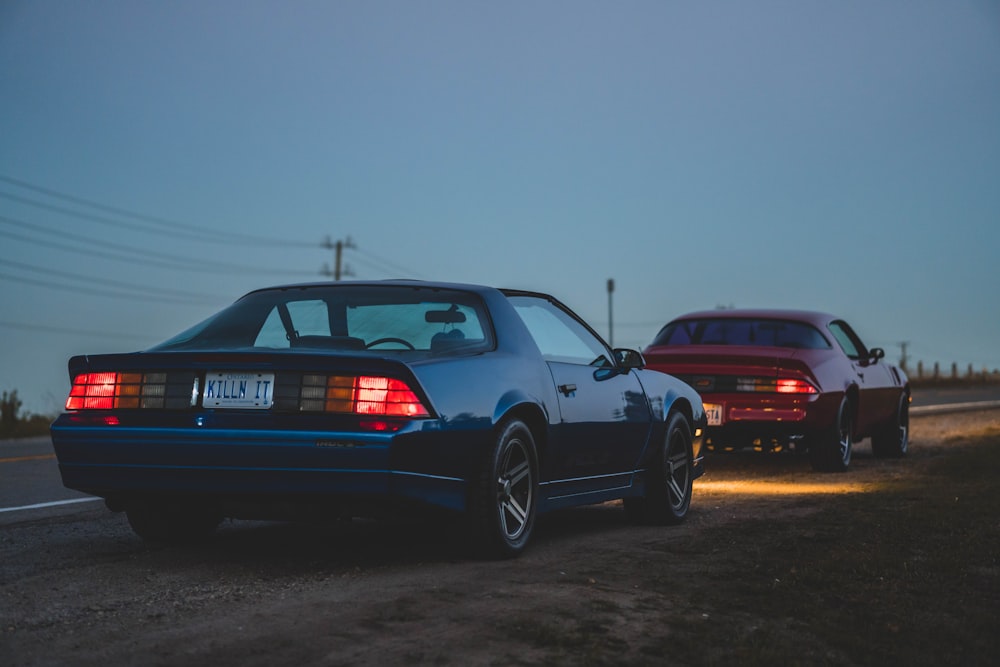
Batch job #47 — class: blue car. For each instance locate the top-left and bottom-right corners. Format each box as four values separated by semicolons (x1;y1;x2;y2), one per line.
51;281;706;557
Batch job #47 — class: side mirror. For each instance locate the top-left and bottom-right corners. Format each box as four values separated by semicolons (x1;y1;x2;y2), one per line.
869;347;885;362
615;348;646;370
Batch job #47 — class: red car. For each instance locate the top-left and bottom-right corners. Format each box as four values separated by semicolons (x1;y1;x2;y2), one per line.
643;309;909;472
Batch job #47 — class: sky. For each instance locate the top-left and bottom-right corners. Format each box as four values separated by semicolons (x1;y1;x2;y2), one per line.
1;0;998;415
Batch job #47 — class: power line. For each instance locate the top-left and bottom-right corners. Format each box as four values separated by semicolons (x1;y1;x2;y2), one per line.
353;246;426;279
316;236;426;281
0;215;205;269
1;175;432;281
0;215;319;277
0;190;273;246
0;271;223;305
0;174;314;248
0;319;152;342
0;258;227;304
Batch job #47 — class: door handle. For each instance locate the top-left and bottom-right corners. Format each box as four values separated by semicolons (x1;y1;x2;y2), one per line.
558;383;577;397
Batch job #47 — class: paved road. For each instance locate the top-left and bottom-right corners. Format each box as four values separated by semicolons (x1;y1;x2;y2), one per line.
0;436;98;526
2;385;998;524
909;385;1000;413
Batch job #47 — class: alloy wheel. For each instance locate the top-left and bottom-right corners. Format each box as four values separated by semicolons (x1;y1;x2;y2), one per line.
496;437;534;540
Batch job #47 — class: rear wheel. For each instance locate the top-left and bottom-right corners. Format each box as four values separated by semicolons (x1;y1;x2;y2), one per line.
468;419;538;559
810;397;853;472
872;392;909;458
624;411;693;525
125;498;222;543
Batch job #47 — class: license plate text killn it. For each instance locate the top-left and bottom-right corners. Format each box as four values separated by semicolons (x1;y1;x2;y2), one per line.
203;371;275;409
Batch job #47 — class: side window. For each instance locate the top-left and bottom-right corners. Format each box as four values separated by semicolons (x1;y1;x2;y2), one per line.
255;309;288;348
509;296;612;366
254;300;330;348
828;321;863;359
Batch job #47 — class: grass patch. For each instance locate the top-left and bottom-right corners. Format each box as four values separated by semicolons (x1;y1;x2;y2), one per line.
0;413;54;439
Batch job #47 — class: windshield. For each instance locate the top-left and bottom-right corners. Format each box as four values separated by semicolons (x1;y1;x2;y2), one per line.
652;318;831;350
151;285;493;355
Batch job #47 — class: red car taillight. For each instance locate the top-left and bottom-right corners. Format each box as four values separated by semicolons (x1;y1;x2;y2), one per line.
736;377;818;394
300;374;430;417
775;378;818;394
66;372;117;410
354;376;428;416
66;372;171;410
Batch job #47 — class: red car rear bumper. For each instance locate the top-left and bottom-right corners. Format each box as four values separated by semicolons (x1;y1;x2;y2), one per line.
699;391;843;448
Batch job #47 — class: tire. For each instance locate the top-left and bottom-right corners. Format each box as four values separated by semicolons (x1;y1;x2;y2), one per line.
810;397;853;472
872;392;909;458
624;411;693;525
125;498;222;544
468;419;538;559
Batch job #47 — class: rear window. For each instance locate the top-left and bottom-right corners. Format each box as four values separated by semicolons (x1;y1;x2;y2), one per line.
651;318;831;350
152;285;492;355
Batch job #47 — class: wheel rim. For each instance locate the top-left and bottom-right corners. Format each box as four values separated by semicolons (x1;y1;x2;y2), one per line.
837;405;853;466
664;428;691;511
496;437;534;540
898;398;909;454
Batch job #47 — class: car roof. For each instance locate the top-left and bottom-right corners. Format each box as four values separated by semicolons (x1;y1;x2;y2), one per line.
241;279;502;298
668;309;840;328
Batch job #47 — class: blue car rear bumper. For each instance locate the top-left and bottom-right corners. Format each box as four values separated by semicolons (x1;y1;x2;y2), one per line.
51;421;470;514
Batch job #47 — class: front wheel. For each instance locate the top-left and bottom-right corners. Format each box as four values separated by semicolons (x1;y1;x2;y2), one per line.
810;397;853;472
624;411;693;525
872;392;909;458
468;419;538;559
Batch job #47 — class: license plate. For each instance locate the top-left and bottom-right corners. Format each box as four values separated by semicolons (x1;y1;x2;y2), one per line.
703;402;723;426
203;371;275;409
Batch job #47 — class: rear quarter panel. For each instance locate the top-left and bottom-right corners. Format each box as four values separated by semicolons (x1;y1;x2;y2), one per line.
401;350;558;479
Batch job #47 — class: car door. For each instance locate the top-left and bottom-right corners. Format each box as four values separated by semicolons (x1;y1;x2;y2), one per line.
507;295;651;496
828;321;896;432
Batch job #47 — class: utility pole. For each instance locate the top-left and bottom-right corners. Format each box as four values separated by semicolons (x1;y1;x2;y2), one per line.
898;341;910;371
607;278;615;348
320;236;355;281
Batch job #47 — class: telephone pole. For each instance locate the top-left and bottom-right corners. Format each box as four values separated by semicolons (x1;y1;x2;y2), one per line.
320;236;355;281
607;278;615;347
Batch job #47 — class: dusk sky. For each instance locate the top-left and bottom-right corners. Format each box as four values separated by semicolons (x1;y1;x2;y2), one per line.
2;1;998;415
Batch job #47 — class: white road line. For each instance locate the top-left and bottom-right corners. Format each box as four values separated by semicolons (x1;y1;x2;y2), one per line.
0;497;102;514
911;400;1000;415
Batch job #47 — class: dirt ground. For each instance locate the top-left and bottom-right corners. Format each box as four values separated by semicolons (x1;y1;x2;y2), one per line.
2;409;998;666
